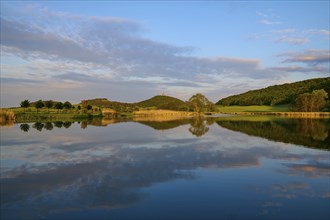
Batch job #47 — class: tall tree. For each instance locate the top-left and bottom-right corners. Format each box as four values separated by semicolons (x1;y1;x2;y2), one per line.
311;89;328;111
63;101;72;110
20;100;30;112
54;102;64;112
35;100;44;112
294;89;328;112
87;104;93;111
44;100;54;112
20;100;30;108
188;93;215;113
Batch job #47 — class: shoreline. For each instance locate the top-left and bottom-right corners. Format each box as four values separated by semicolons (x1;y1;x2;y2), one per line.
2;107;330;125
218;111;330;118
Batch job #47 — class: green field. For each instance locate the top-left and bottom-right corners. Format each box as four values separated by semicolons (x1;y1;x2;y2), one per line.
216;105;290;113
3;107;102;123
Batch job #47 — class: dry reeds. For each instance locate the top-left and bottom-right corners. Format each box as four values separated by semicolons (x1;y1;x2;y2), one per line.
133;110;195;120
0;109;16;125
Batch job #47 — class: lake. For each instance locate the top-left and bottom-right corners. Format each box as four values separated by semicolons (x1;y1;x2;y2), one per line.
1;116;329;220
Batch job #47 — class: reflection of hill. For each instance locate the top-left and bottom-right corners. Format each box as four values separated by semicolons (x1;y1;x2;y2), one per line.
136;119;190;130
217;118;330;150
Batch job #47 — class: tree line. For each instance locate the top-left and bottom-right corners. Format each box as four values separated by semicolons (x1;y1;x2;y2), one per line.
80;93;216;113
293;89;328;112
20;99;97;112
217;77;330;108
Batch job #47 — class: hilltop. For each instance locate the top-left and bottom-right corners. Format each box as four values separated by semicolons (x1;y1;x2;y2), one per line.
217;77;330;106
135;95;190;111
81;95;191;112
80;98;138;112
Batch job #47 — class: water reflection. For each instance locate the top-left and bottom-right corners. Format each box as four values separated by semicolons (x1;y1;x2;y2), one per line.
1;116;329;219
189;116;210;137
15;117;330;150
19;123;30;132
216;117;330;150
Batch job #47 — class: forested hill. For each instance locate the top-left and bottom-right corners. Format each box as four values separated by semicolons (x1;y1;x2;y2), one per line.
217;77;330;106
81;95;190;112
135;95;189;110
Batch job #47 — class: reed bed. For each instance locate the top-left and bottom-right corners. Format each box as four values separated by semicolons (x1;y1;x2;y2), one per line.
0;109;16;125
133;110;195;121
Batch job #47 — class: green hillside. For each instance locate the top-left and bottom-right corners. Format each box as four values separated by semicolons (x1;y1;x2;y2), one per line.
136;95;190;111
81;95;191;112
217;77;330;106
80;98;138;112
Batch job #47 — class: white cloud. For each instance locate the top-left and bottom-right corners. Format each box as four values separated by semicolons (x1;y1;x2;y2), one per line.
305;29;330;36
279;50;330;64
271;29;296;34
275;37;309;45
0;5;327;107
256;11;268;17
259;19;282;25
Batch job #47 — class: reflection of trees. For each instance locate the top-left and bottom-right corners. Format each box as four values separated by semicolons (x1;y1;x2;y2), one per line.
206;117;217;125
81;121;88;129
19;123;30;132
53;121;63;128
44;122;54;131
32;122;44;132
295;118;328;141
63;121;72;129
217;118;330;150
189;116;210;137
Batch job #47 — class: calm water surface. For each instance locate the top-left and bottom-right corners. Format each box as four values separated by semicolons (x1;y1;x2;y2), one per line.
1;116;329;219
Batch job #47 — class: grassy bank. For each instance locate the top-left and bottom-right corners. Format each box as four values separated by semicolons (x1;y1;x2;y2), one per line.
242;111;330;118
2;107;103;123
216;105;290;113
215;105;330;118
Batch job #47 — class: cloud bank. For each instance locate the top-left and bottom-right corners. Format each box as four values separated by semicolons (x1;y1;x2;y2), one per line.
0;5;329;106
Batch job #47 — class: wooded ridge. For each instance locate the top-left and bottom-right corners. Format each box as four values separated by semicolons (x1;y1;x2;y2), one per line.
216;77;330;107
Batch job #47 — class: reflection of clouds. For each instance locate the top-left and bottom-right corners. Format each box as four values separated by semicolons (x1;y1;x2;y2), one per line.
320;192;330;198
272;182;309;199
2;122;329;179
273;182;309;192
1;121;330;219
250;181;330;201
261;202;283;207
279;162;330;178
251;181;330;218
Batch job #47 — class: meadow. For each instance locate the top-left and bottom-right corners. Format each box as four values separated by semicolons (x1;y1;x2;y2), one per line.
216;105;290;113
3;107;102;123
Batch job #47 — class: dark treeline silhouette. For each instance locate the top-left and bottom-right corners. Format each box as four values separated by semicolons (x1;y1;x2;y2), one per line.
20;121;74;132
217;118;330;150
19;117;216;137
18;117;330;150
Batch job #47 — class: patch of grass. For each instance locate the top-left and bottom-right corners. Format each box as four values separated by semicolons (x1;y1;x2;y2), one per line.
2;107;103;123
215;115;278;122
216;105;290;113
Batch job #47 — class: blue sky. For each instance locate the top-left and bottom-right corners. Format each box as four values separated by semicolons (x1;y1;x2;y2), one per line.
1;1;329;107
